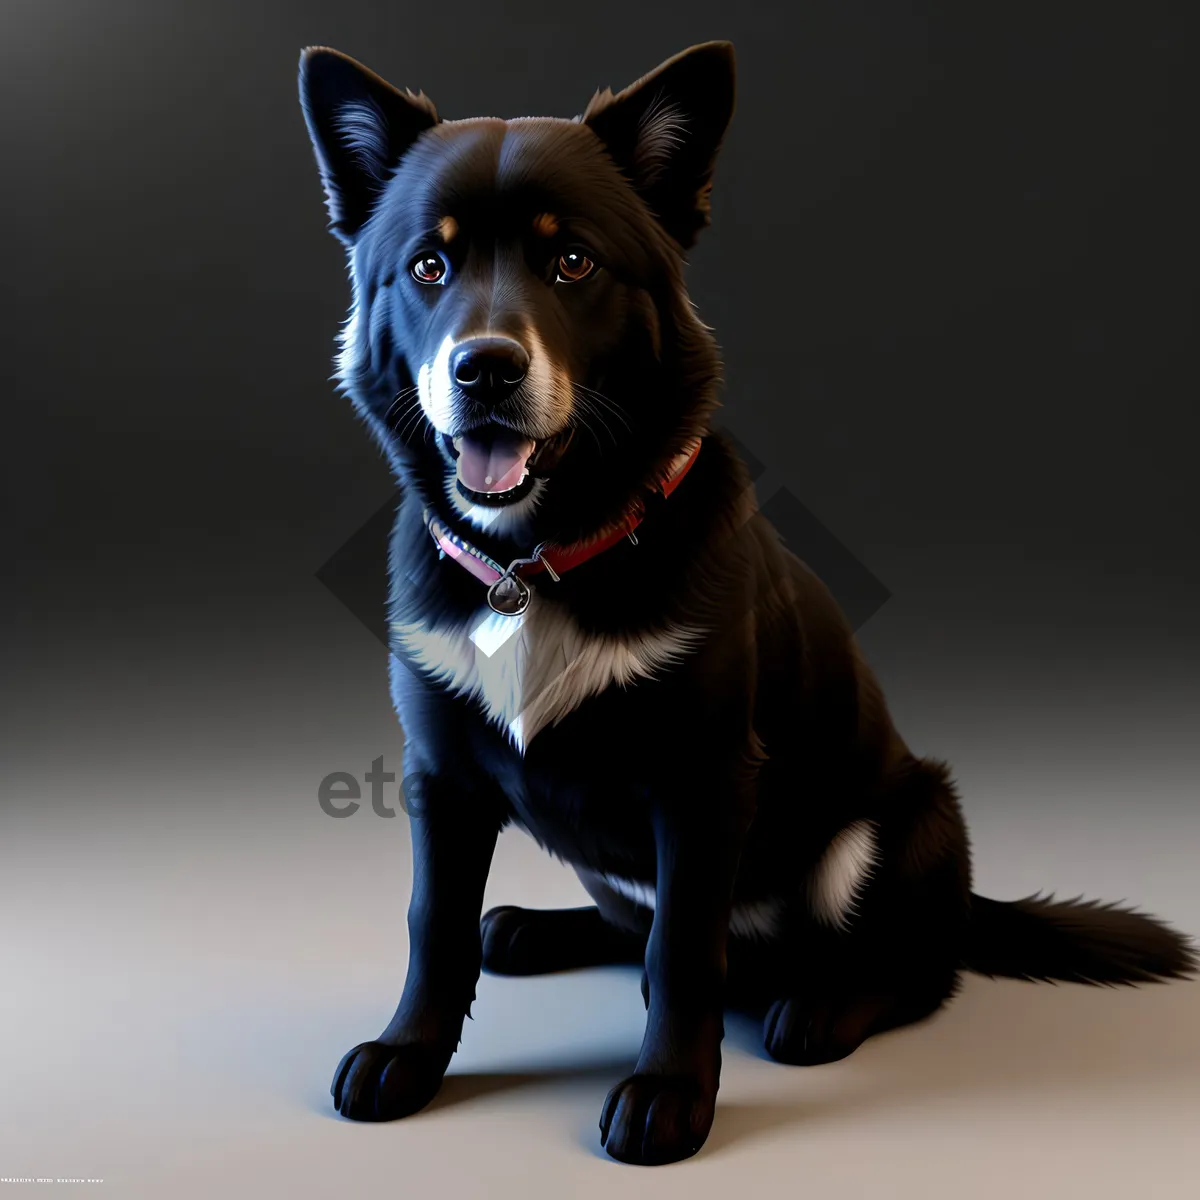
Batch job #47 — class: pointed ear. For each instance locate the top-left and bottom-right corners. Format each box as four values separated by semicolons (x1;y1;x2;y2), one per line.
298;47;439;245
583;41;736;249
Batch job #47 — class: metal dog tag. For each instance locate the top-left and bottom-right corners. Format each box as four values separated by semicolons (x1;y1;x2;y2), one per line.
487;572;531;616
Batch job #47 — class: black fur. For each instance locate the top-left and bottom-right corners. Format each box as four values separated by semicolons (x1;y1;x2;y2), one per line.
964;892;1195;986
300;42;1196;1165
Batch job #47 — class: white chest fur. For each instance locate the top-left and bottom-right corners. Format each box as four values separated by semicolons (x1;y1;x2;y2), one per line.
393;595;702;754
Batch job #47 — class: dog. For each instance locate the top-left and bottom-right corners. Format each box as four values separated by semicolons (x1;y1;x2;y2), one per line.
298;41;1195;1165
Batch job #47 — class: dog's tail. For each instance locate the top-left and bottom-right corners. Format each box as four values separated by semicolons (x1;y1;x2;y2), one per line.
962;892;1197;985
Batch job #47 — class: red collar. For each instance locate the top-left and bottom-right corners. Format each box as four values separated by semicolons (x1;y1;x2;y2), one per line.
423;438;702;615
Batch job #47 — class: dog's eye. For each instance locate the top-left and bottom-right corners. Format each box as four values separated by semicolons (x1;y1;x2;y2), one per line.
556;251;595;283
410;253;447;285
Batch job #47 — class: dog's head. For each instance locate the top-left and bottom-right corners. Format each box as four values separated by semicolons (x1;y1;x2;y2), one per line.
299;43;735;544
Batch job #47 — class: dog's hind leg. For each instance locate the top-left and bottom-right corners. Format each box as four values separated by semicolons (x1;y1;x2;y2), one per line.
762;758;971;1066
482;868;650;975
481;902;646;975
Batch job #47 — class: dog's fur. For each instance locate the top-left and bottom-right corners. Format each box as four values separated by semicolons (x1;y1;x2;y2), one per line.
299;42;1196;1165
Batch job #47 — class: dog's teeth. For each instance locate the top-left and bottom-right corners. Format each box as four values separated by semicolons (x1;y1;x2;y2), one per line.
484;475;494;486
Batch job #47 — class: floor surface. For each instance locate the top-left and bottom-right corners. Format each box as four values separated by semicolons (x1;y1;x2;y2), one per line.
3;625;1197;1199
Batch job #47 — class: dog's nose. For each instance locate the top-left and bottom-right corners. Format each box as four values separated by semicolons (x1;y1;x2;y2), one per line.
451;338;529;406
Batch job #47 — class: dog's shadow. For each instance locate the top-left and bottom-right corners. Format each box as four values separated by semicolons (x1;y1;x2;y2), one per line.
707;975;1200;1155
427;1056;638;1113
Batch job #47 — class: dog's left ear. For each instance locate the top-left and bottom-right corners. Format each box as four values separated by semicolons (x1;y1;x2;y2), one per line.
583;41;735;249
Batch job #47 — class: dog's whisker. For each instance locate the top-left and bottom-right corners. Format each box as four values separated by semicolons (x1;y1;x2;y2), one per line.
396;397;427;443
390;396;420;429
403;412;427;445
573;386;624;424
382;385;421;427
569;390;622;448
384;382;419;410
567;407;606;454
393;404;420;441
566;398;607;450
572;383;631;432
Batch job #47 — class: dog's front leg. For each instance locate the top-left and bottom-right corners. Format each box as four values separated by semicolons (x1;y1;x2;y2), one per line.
331;771;501;1121
600;798;747;1165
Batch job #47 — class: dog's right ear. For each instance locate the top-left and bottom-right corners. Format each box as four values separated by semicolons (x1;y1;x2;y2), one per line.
298;47;439;246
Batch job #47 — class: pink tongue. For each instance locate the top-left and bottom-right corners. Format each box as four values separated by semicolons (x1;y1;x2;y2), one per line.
457;429;536;493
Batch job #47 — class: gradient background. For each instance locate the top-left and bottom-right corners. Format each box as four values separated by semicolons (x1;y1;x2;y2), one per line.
2;2;1197;1196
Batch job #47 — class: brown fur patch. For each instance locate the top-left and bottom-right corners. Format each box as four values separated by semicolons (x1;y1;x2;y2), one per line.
438;215;458;243
532;212;559;238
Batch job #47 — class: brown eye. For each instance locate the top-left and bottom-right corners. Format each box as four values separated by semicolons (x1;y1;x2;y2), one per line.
410;252;447;284
556;250;595;283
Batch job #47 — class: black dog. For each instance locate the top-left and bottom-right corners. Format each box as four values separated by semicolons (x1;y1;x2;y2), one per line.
299;42;1195;1165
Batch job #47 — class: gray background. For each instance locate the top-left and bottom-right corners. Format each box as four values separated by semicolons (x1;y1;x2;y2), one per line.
2;2;1197;1196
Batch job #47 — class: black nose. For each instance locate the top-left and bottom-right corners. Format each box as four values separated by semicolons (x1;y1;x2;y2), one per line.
451;338;529;405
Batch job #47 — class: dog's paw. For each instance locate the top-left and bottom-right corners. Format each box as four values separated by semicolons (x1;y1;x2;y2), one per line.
331;1040;446;1121
599;1073;714;1165
762;994;871;1066
480;905;544;975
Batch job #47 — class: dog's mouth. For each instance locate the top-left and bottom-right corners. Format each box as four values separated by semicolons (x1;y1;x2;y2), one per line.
441;423;575;507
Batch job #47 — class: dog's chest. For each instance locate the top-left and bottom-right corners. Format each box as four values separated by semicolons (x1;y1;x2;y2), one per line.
392;595;701;753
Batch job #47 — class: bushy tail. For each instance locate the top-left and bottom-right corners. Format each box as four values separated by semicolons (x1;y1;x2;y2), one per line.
963;892;1197;985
